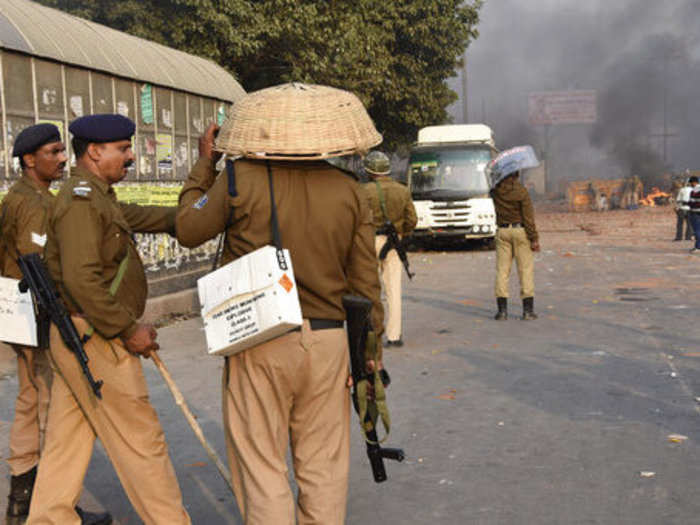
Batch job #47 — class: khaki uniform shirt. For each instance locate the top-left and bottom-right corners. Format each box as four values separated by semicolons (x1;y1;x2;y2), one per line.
362;176;417;235
177;157;385;344
491;177;539;242
0;175;54;280
44;167;176;339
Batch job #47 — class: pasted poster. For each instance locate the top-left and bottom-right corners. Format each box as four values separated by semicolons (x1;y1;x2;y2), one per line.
140;84;154;124
156;133;173;178
69;95;84;118
113;183;219;273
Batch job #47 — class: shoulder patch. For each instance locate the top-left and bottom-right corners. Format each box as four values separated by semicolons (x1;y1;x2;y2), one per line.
72;186;92;199
193;194;208;210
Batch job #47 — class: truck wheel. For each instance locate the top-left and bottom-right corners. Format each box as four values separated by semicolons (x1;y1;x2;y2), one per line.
484;238;495;250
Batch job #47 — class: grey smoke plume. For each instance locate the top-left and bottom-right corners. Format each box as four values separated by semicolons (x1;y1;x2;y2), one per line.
450;0;700;190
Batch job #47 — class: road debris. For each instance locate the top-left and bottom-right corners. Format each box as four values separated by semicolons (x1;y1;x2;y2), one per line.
639;471;656;478
667;434;688;443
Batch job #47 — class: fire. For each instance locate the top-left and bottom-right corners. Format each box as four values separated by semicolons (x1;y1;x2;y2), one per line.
639;187;670;207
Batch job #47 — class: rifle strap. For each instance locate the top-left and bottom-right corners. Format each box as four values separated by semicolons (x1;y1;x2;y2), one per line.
356;331;391;445
212;159;237;271
266;161;283;251
83;252;130;340
109;254;129;296
373;181;389;222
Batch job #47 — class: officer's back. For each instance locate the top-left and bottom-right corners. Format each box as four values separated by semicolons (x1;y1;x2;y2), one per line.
178;157;377;324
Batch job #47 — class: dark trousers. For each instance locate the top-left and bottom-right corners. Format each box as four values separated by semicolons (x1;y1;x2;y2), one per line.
675;209;693;240
690;212;700;249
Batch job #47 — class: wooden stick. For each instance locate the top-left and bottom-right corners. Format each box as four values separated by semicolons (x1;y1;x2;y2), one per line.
150;351;234;494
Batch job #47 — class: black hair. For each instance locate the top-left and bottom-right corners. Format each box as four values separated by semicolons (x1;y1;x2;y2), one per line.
690;176;699;184
72;137;90;159
19;156;26;169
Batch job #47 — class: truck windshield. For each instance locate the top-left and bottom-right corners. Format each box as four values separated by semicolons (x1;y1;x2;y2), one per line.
409;147;491;198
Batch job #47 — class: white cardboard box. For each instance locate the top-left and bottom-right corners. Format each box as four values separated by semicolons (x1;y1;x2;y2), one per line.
0;276;37;347
197;246;303;356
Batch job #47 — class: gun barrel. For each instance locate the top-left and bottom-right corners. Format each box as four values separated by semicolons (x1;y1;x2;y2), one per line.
380;447;406;462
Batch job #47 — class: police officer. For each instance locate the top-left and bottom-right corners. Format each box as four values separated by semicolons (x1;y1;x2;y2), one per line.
491;170;540;320
27;115;190;525
0;124;111;525
176;83;384;524
362;151;417;346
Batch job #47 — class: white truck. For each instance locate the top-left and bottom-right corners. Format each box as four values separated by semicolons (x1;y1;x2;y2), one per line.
406;124;498;247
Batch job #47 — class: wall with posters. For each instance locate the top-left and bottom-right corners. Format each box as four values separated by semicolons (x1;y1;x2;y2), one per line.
0;0;246;294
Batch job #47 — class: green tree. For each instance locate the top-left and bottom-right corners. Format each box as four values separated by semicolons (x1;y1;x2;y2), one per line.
38;0;481;149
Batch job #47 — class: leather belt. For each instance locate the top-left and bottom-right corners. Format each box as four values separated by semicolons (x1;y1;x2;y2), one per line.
498;222;523;228
293;319;344;332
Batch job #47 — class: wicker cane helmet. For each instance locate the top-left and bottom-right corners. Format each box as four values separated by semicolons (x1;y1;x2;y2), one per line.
214;83;382;160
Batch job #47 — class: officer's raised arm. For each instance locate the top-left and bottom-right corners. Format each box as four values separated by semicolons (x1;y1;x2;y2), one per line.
176;124;229;247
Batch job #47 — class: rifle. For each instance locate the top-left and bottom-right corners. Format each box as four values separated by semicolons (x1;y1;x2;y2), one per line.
343;294;404;483
17;253;104;399
377;221;414;280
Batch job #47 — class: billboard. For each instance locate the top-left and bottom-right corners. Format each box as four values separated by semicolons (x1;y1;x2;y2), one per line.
528;90;597;125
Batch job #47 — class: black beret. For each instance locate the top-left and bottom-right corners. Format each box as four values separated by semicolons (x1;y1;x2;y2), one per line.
12;123;62;157
69;114;135;143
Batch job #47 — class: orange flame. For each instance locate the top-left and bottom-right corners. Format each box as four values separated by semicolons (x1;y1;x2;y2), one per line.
639;187;670;207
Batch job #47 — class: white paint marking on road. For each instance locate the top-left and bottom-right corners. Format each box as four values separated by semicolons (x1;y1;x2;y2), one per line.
664;354;700;416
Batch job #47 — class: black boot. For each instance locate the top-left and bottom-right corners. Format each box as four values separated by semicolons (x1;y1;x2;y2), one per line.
494;298;508;320
76;506;113;525
522;297;538;320
6;466;37;524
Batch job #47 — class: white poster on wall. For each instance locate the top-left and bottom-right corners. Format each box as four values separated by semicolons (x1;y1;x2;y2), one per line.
117;101;129;117
70;96;84;118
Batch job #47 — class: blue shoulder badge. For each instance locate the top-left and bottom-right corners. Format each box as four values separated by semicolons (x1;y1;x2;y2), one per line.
193;194;208;210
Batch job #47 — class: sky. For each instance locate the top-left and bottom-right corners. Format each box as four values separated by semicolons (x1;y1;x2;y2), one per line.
447;0;700;188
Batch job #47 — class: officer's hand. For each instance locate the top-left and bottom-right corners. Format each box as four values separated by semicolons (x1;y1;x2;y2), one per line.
199;123;222;163
124;323;160;358
531;241;541;252
346;359;378;389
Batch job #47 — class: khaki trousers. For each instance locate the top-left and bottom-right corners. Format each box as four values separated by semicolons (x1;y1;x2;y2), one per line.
7;345;52;476
27;318;191;525
375;235;403;341
223;321;350;525
495;227;535;299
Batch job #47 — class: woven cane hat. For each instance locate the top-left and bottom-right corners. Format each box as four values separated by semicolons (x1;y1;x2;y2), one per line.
214;83;382;160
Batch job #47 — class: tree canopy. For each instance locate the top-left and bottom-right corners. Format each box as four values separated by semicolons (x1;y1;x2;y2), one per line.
38;0;482;150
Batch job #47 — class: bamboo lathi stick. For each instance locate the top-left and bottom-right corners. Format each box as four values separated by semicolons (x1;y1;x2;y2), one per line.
150;351;234;494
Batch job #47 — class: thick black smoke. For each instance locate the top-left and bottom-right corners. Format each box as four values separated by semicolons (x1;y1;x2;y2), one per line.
450;0;700;190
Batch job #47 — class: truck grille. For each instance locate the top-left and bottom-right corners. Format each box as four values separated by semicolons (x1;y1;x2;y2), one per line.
429;204;471;224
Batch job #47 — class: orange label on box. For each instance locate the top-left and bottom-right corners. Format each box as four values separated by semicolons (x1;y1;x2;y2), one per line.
279;273;293;293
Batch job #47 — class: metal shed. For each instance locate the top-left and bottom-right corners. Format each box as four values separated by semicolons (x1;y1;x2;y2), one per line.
0;0;245;181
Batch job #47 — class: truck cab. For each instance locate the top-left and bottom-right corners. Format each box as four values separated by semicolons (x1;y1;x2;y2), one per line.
407;124;497;247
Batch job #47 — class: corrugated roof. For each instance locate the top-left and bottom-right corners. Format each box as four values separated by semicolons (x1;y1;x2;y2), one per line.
0;0;245;103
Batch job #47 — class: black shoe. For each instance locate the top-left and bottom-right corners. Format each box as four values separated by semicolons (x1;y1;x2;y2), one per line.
494;298;508;320
522;297;538;320
386;339;404;347
76;506;113;525
6;466;37;523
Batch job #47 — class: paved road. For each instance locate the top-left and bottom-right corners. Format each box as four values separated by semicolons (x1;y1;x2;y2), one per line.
1;206;699;524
